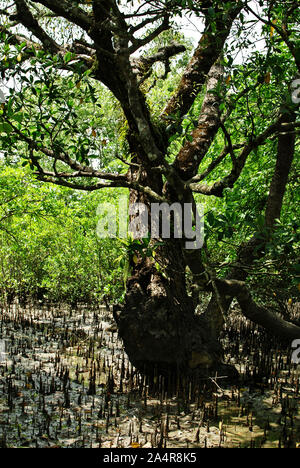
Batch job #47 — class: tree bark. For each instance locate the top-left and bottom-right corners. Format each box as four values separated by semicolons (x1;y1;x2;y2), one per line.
113;242;237;379
113;179;237;380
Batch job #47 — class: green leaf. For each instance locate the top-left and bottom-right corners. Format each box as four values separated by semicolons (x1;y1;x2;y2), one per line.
64;52;72;63
0;122;13;134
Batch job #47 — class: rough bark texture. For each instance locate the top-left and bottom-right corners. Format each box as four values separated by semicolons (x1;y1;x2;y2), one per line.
173;61;224;180
215;279;300;340
265;111;296;228
161;5;241;120
113;248;236;379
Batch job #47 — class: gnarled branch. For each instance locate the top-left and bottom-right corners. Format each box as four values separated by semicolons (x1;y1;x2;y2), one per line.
12;0;62;54
161;4;241;121
173;60;224;180
215;279;300;340
189;113;288;197
30;0;92;33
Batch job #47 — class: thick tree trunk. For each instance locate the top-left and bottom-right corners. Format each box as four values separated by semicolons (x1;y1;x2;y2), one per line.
111;151;240;380
113;222;236;380
114;254;235;379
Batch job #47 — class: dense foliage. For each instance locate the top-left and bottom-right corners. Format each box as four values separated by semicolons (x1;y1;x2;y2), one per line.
0;164;126;304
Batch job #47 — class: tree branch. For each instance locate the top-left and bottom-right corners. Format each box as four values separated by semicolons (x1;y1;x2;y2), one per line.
189;113;287;196
132;41;186;83
202;100;297;337
161;4;241;120
189;144;244;184
4;118;127;183
34;171;166;202
173;60;224;180
12;0;62;54
215;279;300;340
30;0;92;33
0;25;94;74
34;174;122;191
265;111;297;228
127;15;170;55
245;4;300;72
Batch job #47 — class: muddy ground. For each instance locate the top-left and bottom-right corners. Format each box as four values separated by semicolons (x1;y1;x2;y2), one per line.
0;302;299;448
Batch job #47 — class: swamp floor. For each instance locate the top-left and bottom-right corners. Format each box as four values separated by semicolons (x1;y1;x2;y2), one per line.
0;303;299;448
